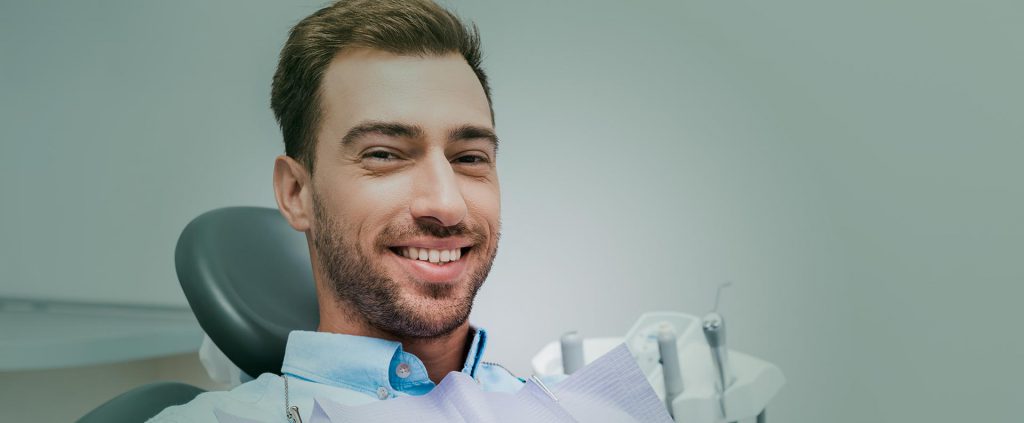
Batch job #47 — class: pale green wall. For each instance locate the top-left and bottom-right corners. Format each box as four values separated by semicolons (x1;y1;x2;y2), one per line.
1;0;1021;421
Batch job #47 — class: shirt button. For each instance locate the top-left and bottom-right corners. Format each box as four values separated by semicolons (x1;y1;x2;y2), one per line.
377;386;389;400
395;363;411;379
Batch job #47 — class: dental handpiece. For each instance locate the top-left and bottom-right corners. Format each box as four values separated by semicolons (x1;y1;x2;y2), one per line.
703;312;736;419
560;331;584;375
657;325;685;418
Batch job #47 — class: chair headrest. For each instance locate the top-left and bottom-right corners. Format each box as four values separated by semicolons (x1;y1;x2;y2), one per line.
175;207;318;377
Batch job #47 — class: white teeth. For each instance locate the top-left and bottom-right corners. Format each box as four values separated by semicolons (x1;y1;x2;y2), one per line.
399;247;465;264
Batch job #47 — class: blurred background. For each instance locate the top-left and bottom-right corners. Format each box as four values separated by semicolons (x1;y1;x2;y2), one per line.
1;0;1021;421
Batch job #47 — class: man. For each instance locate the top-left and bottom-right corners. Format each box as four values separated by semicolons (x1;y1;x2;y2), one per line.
150;0;520;421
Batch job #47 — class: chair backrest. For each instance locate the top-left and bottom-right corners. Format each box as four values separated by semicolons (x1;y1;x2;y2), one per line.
76;381;205;423
175;206;318;377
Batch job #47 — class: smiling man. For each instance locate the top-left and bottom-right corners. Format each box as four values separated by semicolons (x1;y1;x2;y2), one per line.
280;40;502;386
149;1;520;421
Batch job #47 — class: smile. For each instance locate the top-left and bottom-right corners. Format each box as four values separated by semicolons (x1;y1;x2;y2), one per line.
393;246;463;264
384;238;476;283
388;246;472;265
387;237;475;265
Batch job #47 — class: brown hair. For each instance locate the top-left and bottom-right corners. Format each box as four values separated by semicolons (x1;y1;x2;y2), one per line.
270;0;493;172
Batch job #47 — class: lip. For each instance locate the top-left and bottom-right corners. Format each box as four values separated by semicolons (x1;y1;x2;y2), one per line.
384;244;473;284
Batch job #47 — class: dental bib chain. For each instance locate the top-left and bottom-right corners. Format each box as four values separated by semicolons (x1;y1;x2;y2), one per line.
283;374;302;423
480;361;521;381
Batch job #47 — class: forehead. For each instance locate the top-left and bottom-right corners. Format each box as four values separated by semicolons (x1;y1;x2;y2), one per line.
318;48;493;139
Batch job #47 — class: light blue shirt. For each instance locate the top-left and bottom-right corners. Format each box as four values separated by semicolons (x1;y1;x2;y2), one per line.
148;327;524;422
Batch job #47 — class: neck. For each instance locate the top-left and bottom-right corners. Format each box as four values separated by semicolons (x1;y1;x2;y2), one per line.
317;294;471;385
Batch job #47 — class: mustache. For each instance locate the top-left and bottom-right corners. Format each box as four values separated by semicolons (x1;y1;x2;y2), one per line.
377;219;487;247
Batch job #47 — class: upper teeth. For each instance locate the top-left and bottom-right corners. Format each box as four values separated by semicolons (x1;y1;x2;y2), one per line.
402;247;462;263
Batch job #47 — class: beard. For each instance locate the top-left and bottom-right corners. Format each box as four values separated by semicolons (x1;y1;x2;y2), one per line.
311;191;497;339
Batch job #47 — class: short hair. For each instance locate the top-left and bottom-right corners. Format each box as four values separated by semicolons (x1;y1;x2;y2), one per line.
270;0;492;172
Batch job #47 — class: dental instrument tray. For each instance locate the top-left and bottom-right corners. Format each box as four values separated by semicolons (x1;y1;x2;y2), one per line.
531;312;785;423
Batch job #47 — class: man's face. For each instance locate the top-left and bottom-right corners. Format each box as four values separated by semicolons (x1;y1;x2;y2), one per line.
309;49;500;338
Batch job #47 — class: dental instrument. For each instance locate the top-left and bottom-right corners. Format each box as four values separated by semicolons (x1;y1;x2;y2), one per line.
702;283;737;422
560;331;585;375
657;325;684;418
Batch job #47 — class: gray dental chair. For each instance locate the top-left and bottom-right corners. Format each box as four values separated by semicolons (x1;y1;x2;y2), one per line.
77;207;318;422
175;206;319;378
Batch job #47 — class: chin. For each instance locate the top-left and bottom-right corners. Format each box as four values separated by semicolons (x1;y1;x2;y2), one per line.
400;287;473;320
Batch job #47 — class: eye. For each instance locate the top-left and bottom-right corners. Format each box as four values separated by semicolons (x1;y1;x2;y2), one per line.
453;154;490;165
362;150;400;161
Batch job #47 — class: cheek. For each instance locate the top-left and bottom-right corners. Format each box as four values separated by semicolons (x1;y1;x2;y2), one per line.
319;172;414;243
462;182;501;228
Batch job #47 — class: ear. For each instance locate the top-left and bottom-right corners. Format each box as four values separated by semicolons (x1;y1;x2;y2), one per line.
273;155;313;232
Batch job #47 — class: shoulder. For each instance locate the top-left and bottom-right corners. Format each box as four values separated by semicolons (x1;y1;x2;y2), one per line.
146;374;279;423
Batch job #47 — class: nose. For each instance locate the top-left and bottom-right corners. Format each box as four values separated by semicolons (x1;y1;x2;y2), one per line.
409;151;468;227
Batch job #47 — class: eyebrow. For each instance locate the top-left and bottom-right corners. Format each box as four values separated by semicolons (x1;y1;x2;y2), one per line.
341;121;423;147
340;120;499;152
448;124;499;153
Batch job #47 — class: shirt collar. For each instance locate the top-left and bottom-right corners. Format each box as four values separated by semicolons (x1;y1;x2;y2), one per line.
280;327;488;398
